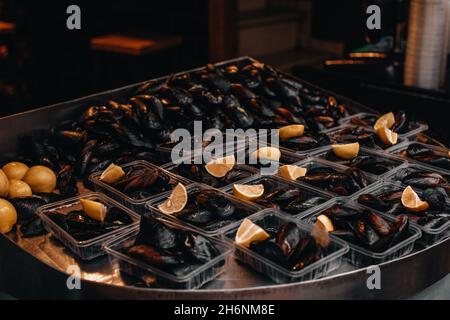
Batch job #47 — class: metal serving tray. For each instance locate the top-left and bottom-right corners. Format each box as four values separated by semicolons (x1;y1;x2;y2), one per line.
0;57;449;299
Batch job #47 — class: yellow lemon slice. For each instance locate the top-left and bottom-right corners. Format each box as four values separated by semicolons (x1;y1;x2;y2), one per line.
250;146;281;162
279;124;305;140
158;183;188;215
401;186;429;212
8;179;32;199
100;163;125;184
235;218;270;248
232;184;264;201
374;112;395;131
279;165;307;180
332;142;360;160
0;198;17;234
205;155;236;178
0;169;10;198
317;214;334;232
376;126;398;146
2;162;29;180
80;199;107;222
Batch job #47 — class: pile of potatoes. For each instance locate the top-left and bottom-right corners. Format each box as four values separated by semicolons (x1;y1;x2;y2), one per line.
0;162;56;234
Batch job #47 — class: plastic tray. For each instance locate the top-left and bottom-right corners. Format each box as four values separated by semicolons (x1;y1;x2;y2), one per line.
37;193;140;261
292;157;377;197
387;141;450;171
146;183;261;236
384;162;450;187
323;124;406;151
224;209;349;284
353;181;450;246
337;112;428;138
299;198;422;267
89;160;192;214
310;145;406;178
103;218;233;289
222;174;333;218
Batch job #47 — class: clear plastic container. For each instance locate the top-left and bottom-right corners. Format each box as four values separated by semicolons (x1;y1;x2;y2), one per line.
103;218;233;289
224;209;349;284
89;160;192;214
337;112;428;138
299;199;422;267
146;183;261;236
384;162;450;186
37;193;140;261
323;124;406;151
222;174;333;218
292;157;377;197
310;145;406;178
353;181;450;246
387;141;450;171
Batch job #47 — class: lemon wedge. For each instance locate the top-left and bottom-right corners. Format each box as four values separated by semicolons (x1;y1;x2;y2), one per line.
100;163;125;184
317;214;334;232
205;155;236;178
374;112;395;131
279;125;305;140
80;199;107;222
401;186;429;212
332;142;360;160
279;165;307;180
250;146;281;162
158;183;188;215
376;126;398;146
232;184;264;201
235;218;270;248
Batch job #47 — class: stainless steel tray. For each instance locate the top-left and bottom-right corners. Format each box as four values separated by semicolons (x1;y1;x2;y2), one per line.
0;57;449;299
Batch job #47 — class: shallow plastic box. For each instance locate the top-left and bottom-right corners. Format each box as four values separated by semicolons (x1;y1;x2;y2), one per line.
103;218;233;289
337;112;428;138
222;174;333;218
89;160;192;214
309;145;406;178
146;183;261;237
387;141;450;172
299;199;422;267
37;192;140;261
292;157;377;197
353;181;450;246
225;209;349;284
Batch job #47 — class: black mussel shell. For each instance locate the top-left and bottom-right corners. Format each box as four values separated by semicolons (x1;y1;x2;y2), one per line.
10;196;47;223
20;217;47;238
136;215;178;250
357;194;391;212
289;236;323;271
364;210;390;236
180;232;220;263
276;222;301;256
177;207;216;226
127;244;183;267
423;188;447;210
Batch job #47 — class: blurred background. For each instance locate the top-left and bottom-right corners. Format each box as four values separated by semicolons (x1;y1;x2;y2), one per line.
0;0;449;139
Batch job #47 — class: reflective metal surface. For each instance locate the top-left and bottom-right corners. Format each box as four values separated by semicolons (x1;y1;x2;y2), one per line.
0;57;449;299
